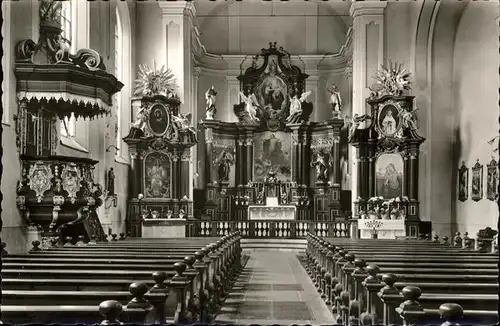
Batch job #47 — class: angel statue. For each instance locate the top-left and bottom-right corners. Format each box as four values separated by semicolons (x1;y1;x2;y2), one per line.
205;86;218;120
215;149;234;182
347;114;371;142
172;113;197;141
401;108;418;131
131;105;148;132
286;90;312;124
239;90;260;123
310;151;331;183
327;84;342;117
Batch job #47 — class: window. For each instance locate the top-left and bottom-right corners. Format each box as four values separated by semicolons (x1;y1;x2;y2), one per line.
114;8;122;156
59;0;77;138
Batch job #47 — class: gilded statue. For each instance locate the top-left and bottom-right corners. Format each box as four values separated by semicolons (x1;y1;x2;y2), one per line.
205;86;218;120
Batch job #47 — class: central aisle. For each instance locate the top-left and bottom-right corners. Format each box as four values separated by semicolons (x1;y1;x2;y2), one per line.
215;251;334;325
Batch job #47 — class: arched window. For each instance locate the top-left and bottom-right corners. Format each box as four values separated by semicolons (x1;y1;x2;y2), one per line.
60;0;76;137
114;8;122;156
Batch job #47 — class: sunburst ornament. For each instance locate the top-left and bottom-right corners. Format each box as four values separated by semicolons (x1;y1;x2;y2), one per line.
370;60;412;97
134;62;178;98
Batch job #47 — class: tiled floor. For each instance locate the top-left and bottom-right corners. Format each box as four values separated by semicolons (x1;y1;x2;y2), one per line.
215;252;334;325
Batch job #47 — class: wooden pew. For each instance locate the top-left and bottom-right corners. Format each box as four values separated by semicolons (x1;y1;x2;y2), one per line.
304;233;499;326
1;232;243;325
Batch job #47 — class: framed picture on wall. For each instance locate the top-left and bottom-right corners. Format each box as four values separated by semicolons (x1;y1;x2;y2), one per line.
471;159;483;202
486;158;498;201
458;162;468;202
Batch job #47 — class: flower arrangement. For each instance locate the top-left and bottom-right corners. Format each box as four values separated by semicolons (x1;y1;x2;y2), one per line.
365;196;409;220
134;63;178;98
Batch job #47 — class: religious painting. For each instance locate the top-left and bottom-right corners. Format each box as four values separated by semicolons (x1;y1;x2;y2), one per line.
61;163;83;203
144;152;171;198
471;159;483;202
377;103;401;137
486;159;498;201
148;104;169;136
253;131;291;182
458;162;468;202
375;153;404;199
255;68;288;119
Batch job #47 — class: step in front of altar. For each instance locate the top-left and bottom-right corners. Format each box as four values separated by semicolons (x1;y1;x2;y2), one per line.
241;239;307;253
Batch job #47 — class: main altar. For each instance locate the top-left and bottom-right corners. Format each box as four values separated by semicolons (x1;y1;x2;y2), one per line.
199;43;347;223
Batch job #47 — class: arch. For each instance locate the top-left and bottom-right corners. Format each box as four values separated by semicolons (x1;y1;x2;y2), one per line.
115;1;133;160
413;0;467;236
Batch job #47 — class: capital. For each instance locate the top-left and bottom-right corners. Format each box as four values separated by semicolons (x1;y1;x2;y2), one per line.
158;1;196;18
349;1;387;18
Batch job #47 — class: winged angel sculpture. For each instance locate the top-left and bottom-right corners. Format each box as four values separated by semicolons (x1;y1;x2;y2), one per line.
172;113;197;142
285;90;312;124
347;114;372;142
239;91;260;123
369;61;411;97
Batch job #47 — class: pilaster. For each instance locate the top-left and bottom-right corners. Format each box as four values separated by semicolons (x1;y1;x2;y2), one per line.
158;1;196;113
349;0;386;213
193;67;202;189
228;1;241;54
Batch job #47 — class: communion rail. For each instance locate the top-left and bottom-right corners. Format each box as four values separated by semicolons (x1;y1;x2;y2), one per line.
185;220;352;239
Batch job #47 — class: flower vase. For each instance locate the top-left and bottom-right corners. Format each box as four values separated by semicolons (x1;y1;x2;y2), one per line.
368;213;376;220
371;232;378;239
390;214;397;220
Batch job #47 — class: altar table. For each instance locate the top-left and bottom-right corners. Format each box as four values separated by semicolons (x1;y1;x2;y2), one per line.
358;218;406;239
248;197;296;221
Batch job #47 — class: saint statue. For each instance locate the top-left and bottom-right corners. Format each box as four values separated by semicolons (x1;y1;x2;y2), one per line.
216;150;233;182
327;84;342;116
286;90;312;123
205;86;218;120
239;90;260;123
382;110;397;135
401;108;418;131
311;151;331;183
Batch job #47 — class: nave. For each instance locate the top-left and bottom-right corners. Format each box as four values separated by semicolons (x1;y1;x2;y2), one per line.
1;231;498;325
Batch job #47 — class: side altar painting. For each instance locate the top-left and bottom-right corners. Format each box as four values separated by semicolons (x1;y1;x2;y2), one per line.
376;154;403;199
253;131;291;182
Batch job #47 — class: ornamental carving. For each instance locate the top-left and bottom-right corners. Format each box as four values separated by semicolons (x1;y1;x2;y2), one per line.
213;138;236;148
61;163;82;204
311;135;334;149
28;161;54;202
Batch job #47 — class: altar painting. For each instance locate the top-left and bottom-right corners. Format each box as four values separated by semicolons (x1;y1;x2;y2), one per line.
212;147;236;186
253;131;291;182
375;153;403;199
144;152;171;198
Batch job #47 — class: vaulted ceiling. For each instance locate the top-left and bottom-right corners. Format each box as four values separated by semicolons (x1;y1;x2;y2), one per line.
194;0;353;55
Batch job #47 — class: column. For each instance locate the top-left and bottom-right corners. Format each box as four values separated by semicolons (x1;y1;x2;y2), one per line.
226;76;240;123
367;148;376;198
192;67;201;189
171;152;179;199
332;133;341;186
129;152;139;198
297;134;304;186
236;138;245;186
344;67;353;191
205;129;214;185
402;152;409;198
349;0;386;211
292;131;300;183
180;149;191;199
137;151;145;197
245;137;254;183
409;148;419;201
158;1;195;113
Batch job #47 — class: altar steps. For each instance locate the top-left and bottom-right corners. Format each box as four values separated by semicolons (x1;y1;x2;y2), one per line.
241;238;307;252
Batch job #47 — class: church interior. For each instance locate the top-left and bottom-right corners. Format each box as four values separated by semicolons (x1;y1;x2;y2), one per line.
0;0;499;324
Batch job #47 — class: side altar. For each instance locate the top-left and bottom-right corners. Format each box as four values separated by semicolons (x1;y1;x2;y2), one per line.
123;65;197;237
348;61;426;239
199;43;347;222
